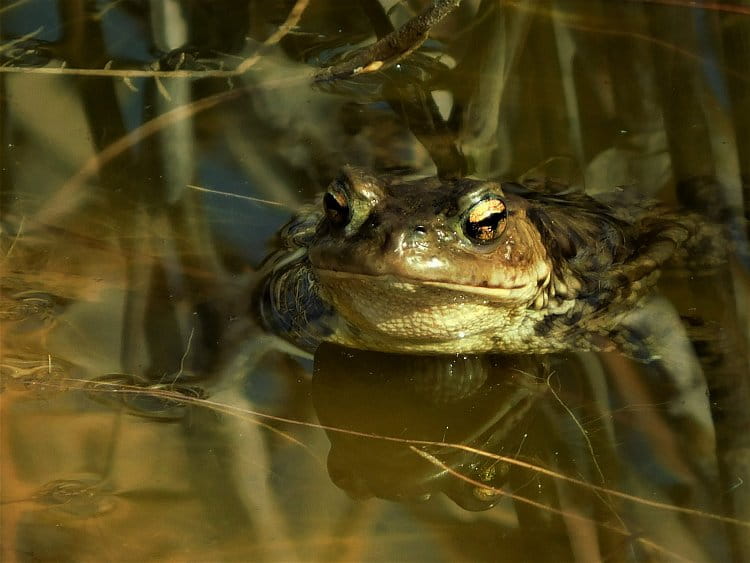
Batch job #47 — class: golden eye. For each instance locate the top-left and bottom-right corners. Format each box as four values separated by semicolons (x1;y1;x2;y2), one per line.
464;198;507;243
323;188;350;227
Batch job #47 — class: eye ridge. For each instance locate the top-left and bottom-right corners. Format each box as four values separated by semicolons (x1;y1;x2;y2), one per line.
463;198;508;243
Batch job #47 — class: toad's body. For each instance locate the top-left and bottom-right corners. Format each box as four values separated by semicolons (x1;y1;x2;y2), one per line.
256;167;695;355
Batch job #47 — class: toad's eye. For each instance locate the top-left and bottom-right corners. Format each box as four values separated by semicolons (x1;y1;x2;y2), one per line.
323;188;350;227
463;198;507;243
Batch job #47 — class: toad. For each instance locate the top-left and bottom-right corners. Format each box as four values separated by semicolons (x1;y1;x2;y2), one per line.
255;166;700;355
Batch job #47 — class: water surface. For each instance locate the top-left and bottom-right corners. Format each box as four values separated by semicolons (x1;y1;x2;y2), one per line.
2;1;749;561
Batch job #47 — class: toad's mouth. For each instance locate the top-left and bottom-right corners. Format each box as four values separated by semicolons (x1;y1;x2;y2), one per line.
314;268;534;300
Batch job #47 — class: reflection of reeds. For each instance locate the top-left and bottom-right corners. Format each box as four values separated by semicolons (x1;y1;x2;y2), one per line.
16;376;747;530
0;368;733;559
1;368;744;558
0;0;311;78
2;0;750;560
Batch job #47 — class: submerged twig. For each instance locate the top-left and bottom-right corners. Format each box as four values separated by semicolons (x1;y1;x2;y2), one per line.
313;0;462;82
171;326;195;385
546;371;608;487
544;371;629;532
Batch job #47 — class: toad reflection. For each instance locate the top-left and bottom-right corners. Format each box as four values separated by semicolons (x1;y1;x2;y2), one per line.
310;344;729;559
311;346;545;510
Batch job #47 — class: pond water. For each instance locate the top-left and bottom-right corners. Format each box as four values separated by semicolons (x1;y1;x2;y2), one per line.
2;1;749;561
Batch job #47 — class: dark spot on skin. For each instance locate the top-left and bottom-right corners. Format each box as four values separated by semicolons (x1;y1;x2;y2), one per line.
584;293;605;309
433;196;460;218
533;316;556;336
365;212;381;230
610;327;654;363
614;272;630;288
380;232;394;253
564;310;584;326
343;212;382;244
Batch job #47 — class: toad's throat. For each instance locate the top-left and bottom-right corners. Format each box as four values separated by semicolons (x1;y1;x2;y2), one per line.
311;268;546;351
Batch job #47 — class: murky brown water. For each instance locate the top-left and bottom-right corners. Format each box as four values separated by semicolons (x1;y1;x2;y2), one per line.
2;1;750;561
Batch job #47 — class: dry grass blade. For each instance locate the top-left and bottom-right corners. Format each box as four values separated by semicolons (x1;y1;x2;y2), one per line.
186;184;291;208
630;0;750;14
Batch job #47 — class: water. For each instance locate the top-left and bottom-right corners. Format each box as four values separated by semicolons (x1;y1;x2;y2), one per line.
2;1;749;561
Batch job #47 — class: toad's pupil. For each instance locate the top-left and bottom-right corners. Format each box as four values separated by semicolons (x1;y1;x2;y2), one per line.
324;192;349;225
465;199;507;242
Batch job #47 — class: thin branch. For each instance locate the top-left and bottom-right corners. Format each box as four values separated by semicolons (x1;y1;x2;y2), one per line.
313;0;462;83
235;0;311;74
